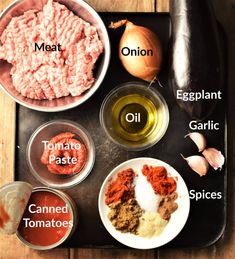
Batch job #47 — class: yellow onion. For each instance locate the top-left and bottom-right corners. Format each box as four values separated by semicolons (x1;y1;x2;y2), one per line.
109;20;162;82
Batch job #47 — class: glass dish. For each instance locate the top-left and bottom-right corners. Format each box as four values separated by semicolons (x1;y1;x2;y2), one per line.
100;81;169;151
27;120;95;189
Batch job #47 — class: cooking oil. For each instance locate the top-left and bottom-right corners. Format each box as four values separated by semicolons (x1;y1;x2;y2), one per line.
111;94;159;142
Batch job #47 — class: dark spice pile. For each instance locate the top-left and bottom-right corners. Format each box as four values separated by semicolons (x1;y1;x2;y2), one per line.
105;168;142;233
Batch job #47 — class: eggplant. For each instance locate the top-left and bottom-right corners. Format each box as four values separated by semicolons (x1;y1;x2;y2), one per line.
169;0;225;121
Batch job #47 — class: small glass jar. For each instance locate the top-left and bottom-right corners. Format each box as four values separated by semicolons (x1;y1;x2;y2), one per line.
100;81;169;151
27;120;95;189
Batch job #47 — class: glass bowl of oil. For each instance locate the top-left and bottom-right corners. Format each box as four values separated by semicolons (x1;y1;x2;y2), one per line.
100;82;169;151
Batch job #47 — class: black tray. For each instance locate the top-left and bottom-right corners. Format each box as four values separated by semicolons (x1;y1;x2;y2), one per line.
15;13;227;248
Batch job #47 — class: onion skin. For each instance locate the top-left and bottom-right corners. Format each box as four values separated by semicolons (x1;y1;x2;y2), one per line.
118;21;162;82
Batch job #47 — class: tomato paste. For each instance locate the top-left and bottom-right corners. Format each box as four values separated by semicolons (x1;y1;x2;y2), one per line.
41;132;86;175
18;191;72;246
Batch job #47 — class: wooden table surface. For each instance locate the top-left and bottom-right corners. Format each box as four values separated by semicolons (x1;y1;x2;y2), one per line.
0;0;234;258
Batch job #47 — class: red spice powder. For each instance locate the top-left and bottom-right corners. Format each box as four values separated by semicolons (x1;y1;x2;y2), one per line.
105;168;135;205
142;165;177;196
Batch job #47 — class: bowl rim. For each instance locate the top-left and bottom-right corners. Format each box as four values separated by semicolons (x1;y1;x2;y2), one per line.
26;119;96;189
0;0;111;112
99;81;170;151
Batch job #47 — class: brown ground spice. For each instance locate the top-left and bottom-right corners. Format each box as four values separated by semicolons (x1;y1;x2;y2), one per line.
158;192;178;220
108;199;143;234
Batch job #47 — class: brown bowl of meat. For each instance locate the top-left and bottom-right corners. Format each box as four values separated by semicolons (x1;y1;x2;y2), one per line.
0;0;110;112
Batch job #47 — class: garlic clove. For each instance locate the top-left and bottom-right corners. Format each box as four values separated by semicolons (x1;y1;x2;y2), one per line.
202;148;225;170
185;132;207;152
181;154;209;177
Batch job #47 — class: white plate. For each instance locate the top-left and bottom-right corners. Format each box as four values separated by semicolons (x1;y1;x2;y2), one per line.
98;157;190;249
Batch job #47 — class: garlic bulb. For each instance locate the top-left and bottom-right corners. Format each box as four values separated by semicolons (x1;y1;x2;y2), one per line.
109;20;162;81
202;148;225;170
181;154;209;176
185;132;207;152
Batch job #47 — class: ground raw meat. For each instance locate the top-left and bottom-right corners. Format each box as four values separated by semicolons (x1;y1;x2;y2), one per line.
0;0;103;100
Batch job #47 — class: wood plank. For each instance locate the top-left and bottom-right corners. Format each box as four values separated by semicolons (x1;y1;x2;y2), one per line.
0;245;69;259
0;0;16;186
70;248;156;259
0;90;15;184
156;0;169;12
0;1;18;258
85;0;155;12
0;0;12;11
